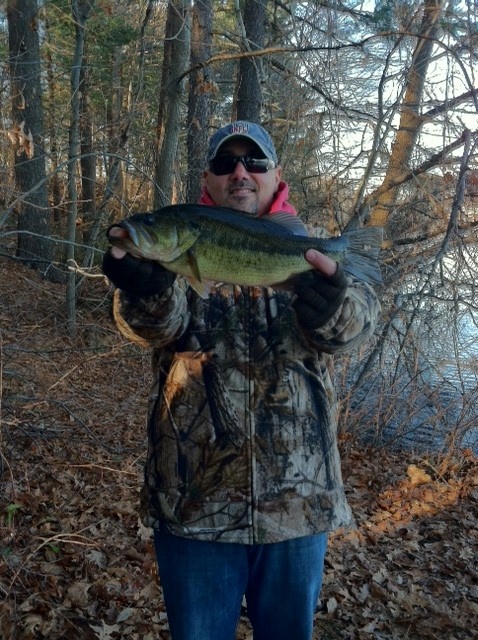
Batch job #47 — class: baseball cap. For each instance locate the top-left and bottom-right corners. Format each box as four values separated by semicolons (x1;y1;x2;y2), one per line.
207;121;278;164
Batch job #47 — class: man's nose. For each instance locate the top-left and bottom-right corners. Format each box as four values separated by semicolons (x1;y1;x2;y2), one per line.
230;159;250;179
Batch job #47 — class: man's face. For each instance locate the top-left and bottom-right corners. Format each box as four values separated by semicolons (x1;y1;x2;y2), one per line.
202;139;282;217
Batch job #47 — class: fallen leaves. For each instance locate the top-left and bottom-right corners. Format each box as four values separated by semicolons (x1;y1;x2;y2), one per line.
407;463;433;486
319;442;478;639
0;258;477;639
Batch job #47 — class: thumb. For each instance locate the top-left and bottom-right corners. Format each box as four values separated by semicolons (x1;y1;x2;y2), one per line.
111;246;127;259
304;249;337;277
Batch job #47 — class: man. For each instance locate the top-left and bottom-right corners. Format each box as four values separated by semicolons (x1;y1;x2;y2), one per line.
102;121;380;640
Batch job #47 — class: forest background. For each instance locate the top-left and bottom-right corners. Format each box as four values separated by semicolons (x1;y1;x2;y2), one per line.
1;1;477;638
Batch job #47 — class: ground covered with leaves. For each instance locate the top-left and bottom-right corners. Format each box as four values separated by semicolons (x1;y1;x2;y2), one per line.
1;258;477;640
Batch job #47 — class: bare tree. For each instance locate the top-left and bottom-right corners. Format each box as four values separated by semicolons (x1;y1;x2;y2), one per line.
79;40;96;240
66;0;94;337
369;0;445;228
186;0;213;202
235;0;267;122
7;0;52;271
153;0;192;207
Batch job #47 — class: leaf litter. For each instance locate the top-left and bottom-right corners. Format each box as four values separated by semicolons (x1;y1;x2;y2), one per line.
0;258;476;639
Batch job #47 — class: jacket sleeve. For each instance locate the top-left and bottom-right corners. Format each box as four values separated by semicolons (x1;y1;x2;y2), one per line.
111;278;190;348
304;277;381;353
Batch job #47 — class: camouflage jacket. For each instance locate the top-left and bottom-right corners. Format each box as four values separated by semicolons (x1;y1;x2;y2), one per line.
113;273;380;544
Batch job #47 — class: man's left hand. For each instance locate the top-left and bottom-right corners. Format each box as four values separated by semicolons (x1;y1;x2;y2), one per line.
292;250;348;330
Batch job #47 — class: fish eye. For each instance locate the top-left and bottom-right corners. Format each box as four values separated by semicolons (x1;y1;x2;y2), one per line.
143;215;156;226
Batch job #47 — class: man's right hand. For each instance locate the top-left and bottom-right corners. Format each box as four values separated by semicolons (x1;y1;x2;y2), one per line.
102;228;175;297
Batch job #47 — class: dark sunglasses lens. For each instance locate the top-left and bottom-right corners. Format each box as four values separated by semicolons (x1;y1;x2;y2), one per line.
244;158;269;173
209;156;237;175
209;156;271;175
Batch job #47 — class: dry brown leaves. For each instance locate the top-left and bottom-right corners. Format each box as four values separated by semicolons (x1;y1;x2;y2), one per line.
0;258;477;640
319;443;477;639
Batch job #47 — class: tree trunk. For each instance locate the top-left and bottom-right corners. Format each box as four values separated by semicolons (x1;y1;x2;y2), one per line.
369;0;444;228
79;44;96;243
153;0;192;208
186;0;213;202
44;13;63;227
106;45;124;218
7;0;52;271
235;0;267;122
66;0;93;337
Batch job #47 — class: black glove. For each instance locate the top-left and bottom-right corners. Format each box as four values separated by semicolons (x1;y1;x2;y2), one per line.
292;265;348;330
102;249;175;298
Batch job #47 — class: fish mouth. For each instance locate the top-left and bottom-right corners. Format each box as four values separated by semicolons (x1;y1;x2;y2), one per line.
108;223;130;239
107;221;155;256
107;221;140;245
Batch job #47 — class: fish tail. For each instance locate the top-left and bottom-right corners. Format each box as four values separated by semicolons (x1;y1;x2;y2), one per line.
342;226;383;285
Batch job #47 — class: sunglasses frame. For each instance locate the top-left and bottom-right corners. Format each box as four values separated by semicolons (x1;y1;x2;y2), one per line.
208;154;276;176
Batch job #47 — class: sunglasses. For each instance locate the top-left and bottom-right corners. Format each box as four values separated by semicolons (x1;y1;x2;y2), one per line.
208;154;276;176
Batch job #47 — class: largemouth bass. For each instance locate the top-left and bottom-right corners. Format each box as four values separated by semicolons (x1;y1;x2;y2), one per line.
107;204;382;298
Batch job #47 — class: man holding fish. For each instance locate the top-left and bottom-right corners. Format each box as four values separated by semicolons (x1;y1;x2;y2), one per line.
103;121;381;640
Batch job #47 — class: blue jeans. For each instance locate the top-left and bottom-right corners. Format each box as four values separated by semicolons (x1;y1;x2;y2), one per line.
153;529;328;640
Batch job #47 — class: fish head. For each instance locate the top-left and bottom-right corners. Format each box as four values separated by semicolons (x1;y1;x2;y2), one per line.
107;211;201;263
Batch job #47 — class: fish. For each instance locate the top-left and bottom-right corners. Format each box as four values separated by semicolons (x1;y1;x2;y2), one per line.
107;204;382;298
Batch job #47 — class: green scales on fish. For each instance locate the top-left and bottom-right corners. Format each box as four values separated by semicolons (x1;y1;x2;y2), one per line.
107;204;382;299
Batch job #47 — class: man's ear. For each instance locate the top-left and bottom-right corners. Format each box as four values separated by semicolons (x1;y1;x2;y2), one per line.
275;165;282;185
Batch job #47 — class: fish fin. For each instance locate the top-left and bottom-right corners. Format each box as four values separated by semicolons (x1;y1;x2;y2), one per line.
261;212;309;236
342;226;383;285
185;249;211;298
186;249;202;281
186;276;213;299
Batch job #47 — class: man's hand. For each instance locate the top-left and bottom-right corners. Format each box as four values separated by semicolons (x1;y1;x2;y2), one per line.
102;227;175;297
292;249;348;330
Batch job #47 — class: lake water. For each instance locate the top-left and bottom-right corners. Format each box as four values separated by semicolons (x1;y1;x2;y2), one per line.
347;304;478;454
